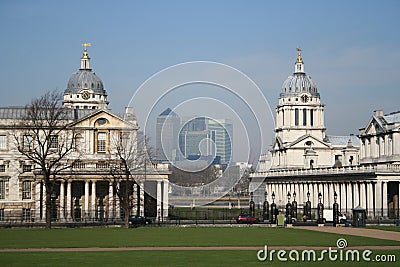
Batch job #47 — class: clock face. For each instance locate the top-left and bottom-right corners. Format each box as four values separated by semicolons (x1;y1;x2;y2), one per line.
81;91;90;100
301;94;309;103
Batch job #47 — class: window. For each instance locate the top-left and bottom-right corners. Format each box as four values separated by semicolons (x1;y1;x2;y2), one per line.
23;165;32;173
0;181;5;199
295;108;299;126
310;109;314;126
23;135;33;150
22;181;31;199
50;135;58;149
22;208;31;221
0;209;4;221
97;132;106;153
303;109;307;126
0;165;5;172
95;118;108;126
0;135;6;149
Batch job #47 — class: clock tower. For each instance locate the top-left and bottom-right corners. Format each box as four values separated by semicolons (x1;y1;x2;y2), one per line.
275;49;326;144
63;43;109;110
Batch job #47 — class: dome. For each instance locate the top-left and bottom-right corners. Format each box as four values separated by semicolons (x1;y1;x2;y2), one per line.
65;70;106;95
280;49;320;98
281;73;319;97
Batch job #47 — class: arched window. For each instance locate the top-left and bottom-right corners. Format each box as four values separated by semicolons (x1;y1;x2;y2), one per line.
295;109;299;126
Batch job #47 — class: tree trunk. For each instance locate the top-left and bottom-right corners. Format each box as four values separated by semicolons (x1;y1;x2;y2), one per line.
45;187;52;229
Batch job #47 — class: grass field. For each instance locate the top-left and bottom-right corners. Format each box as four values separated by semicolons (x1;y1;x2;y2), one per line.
0;227;399;266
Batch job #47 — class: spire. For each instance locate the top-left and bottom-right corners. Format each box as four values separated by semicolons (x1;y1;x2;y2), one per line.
80;42;91;70
294;47;305;74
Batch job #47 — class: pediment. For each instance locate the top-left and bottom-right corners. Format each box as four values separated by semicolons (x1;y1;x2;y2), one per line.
70;109;137;129
287;134;331;149
364;116;385;135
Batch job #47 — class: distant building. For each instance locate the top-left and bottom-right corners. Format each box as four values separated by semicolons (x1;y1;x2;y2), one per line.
179;117;232;164
155;108;180;162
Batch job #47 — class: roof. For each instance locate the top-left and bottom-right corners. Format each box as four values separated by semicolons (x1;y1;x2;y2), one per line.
383;111;400;124
159;108;178;117
0;107;97;120
325;135;360;147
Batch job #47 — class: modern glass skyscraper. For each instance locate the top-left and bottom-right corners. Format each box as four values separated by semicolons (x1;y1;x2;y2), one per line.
155;108;181;162
179;117;233;164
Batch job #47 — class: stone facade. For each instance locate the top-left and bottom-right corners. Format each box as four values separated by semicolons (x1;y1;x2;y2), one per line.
0;46;170;223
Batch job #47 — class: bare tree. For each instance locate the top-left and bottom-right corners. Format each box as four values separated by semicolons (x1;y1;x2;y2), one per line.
12;91;77;228
107;129;150;228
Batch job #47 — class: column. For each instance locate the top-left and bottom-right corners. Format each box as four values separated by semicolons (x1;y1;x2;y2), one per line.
91;181;96;219
108;182;113;219
163;180;169;218
35;181;41;221
84;180;89;219
352;182;358;207
313;183;319;208
132;183;138;215
42;183;46;221
66;180;72;220
156;180;162;220
375;181;382;218
382;181;388;218
323;183;329;208
59;181;65;221
346;182;352;211
298;183;303;206
115;182;120;219
367;182;374;217
340;183;346;213
139;182;145;216
359;182;366;209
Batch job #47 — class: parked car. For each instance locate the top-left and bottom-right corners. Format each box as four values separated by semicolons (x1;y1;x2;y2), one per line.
236;214;259;224
128;215;152;227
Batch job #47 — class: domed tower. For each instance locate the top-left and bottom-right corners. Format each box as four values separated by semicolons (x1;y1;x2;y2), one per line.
275;48;326;144
63;43;109;109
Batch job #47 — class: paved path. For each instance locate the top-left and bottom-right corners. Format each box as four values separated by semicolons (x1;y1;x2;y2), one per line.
1;245;400;252
297;226;400;241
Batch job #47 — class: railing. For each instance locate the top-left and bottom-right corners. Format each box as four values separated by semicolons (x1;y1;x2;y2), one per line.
253;165;379;177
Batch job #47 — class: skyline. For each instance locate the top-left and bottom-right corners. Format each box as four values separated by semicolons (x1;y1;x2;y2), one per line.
0;0;399;163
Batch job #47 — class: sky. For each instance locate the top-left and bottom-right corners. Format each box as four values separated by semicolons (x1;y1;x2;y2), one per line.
0;0;399;163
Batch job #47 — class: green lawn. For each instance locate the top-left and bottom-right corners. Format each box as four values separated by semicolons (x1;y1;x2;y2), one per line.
1;250;399;267
0;227;399;248
0;227;399;266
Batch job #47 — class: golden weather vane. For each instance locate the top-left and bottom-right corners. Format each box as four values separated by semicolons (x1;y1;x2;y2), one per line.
82;42;91;49
296;47;303;63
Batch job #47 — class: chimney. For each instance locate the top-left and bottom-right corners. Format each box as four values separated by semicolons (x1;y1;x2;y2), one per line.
373;110;383;117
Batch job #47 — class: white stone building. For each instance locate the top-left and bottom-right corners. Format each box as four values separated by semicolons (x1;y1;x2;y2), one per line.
0;45;170;223
251;50;400;219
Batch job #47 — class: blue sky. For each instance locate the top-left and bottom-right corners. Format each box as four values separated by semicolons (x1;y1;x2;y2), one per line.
0;0;399;162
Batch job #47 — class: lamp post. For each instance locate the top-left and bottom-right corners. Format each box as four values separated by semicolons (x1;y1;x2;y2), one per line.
305;191;311;221
270;191;277;224
333;191;339;225
292;191;297;222
286;192;292;224
317;192;324;224
263;191;269;221
249;192;255;217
